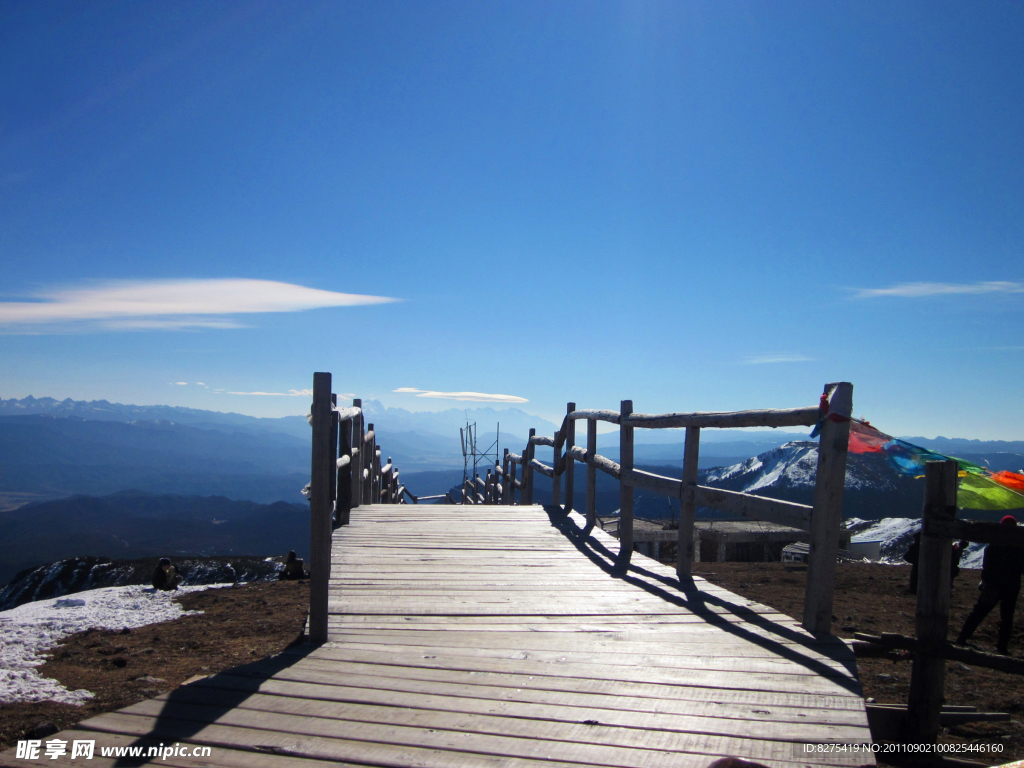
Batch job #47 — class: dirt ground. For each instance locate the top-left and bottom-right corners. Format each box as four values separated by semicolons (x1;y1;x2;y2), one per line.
3;562;1024;765
696;561;1024;766
0;580;309;751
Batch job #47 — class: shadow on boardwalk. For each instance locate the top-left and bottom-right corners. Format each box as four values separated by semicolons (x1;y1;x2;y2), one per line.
545;505;862;696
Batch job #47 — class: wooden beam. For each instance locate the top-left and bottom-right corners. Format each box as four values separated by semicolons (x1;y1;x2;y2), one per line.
678;426;700;578
569;409;620;424
908;459;958;744
564;403;575;513
531;435;555;448
621;407;819;430
924;517;1024;548
568;444;621;479
856;632;1024;676
530;458;554;478
308;372;335;645
619;400;634;565
802;382;853;636
691;485;812;530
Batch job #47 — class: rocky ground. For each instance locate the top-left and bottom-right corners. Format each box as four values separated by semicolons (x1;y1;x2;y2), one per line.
0;580;309;751
2;562;1023;765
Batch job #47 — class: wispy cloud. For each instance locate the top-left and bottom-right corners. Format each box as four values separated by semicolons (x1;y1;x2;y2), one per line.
741;355;813;365
226;388;314;397
172;381;188;385
853;281;1024;299
394;387;528;403
0;278;398;332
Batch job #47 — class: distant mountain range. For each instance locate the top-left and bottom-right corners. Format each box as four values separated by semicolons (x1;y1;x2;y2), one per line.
0;490;309;586
1;395;1021;508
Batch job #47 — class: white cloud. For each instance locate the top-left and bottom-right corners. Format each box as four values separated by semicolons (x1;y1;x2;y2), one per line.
393;387;528;403
172;381;188;385
742;355;813;365
196;382;206;386
226;388;314;397
853;281;1024;299
0;278;398;331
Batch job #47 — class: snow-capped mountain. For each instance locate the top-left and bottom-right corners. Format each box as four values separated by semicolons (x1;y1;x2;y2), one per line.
699;441;925;520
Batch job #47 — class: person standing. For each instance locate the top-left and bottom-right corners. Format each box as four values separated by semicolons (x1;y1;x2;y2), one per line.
956;516;1024;655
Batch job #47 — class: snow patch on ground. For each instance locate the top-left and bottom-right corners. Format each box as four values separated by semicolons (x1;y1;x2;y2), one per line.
0;583;231;706
845;516;988;568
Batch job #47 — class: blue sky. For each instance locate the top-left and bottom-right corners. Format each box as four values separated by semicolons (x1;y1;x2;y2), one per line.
1;1;1022;439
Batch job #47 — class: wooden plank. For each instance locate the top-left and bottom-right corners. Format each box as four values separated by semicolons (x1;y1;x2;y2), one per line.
93;700;868;768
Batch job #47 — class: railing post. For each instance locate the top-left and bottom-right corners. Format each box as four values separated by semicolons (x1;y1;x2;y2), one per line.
364;423;375;505
619;400;634;565
350;399;362;512
523;428;535;505
907;459;958;743
586;418;597;529
308;373;336;645
509;454;517;505
337;400;352;526
564;403;576;513
552;427;562;509
373;448;382;503
677;426;700;578
502;449;510;504
802;382;853;635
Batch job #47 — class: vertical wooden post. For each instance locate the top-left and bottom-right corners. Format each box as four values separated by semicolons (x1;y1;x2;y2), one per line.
308;373;335;645
374;449;382;502
802;382;853;635
509;455;517;505
388;459;395;503
337;403;352;526
586;418;597;529
564;403;576;513
552;425;563;508
523;429;535;505
907;459;958;743
350;399;362;512
503;449;510;504
677;426;700;578
364;423;375;505
619;400;634;565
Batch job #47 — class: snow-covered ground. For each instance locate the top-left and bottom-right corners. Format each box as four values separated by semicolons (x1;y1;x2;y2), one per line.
846;517;987;569
0;583;231;706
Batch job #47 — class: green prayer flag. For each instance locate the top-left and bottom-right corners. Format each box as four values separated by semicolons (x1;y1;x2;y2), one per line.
958;472;1024;510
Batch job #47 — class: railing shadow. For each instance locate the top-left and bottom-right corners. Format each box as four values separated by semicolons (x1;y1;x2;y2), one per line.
543;505;863;696
104;642;315;767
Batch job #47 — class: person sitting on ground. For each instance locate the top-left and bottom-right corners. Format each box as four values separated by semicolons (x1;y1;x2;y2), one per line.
152;557;183;591
956;516;1024;655
278;550;309;581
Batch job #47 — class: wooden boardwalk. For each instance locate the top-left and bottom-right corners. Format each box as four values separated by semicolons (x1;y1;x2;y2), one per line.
2;504;875;768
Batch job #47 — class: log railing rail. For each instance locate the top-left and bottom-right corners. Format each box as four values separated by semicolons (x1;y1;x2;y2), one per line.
307;371;431;644
483;382;854;636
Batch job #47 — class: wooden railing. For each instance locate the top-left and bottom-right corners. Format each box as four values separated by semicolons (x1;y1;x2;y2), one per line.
308;371;433;643
493;383;854;636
